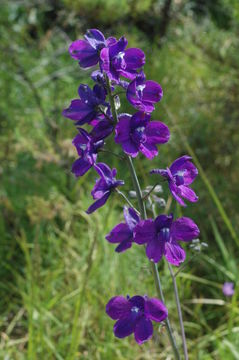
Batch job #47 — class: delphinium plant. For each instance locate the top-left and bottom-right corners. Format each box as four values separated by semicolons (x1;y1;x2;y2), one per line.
63;29;200;359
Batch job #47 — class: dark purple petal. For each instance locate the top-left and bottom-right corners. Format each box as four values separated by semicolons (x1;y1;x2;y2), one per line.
69;40;99;68
94;162;113;181
154;214;173;231
106;296;131;320
62;99;94;123
124;207;140;231
115;114;131;143
170;156;198;185
145;298;168;322
134;318;153;345
142;81;163;103
164;241;186;266
72;158;92;177
105;223;131;244
178;185;198;203
171;217;200;242
146;233;165;263
84;29;105;49
114;315;136;339
131;111;150;130
93;84;106;102
115;240;133;253
91;120;114;141
139;142;158;159
86;191;111;214
122;141;139;157
124;48;145;69
129;295;145;310
145;121;170;145
150;168;169;178
100;47;110;72
134;220;155;245
109;36;128;57
169;181;186;207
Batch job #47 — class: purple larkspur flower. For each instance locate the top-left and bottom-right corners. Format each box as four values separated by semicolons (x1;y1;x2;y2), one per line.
71;128;104;177
222;282;234;297
134;214;200;265
126;72;163;113
151;156;198;206
106;294;168;345
115;112;170;159
106;207;140;252
69;29;108;68
62;84;108;126
100;37;145;83
87;163;124;214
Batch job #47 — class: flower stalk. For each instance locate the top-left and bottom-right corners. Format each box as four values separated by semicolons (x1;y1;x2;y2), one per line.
63;28;200;356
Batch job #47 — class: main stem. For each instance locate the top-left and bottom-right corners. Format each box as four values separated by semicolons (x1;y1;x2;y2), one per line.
105;76;180;359
168;264;188;360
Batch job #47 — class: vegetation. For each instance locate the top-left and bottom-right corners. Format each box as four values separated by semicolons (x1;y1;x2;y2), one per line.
0;1;239;358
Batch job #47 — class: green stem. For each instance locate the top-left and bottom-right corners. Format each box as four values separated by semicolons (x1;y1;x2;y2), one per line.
168;263;188;360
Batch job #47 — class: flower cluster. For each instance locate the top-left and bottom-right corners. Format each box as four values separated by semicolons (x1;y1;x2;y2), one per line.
63;29;200;346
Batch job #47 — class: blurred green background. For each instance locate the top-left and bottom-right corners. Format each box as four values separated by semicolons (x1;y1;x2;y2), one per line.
0;0;239;359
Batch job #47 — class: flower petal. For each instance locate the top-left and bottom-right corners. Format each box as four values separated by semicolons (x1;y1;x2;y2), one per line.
154;214;173;231
145;298;168;322
91;120;113;141
139;142;158;159
124;48;145;69
134;318;153;345
171;217;200;242
124;207;140;231
62;99;94;123
106;296;131;320
84;29;105;49
72;158;92;177
169;181;186;207
145;121;170;145
142;80;163;103
178;185;198;203
86;191;110;214
69;40;99;68
115;114;131;143
134;220;155;245
170;156;198;185
106;223;131;244
164;241;186;266
114;315;136;339
115;239;132;253
146;234;165;263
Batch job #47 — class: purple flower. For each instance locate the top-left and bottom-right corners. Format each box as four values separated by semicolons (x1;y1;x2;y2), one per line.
134;214;200;265
151;156;198;207
69;29;106;68
71;129;104;177
115;112;170;159
62;84;108;126
127;72;163;113
222;282;234;297
106;294;168;345
87;163;124;214
100;37;145;83
106;207;140;252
